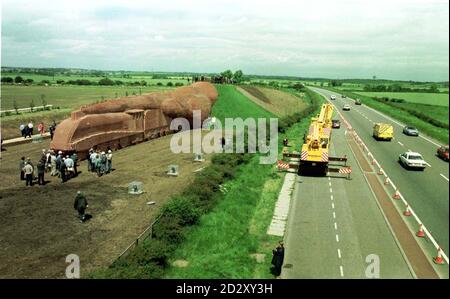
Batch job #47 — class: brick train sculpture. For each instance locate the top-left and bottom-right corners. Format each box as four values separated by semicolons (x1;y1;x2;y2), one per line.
50;82;218;159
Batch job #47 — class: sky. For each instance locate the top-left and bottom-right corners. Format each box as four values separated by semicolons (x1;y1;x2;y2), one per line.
1;0;449;81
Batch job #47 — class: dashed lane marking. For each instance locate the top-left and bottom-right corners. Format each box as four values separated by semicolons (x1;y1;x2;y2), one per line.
332;202;335;209
440;173;449;182
333;211;336;219
336;234;339;242
337;249;341;259
340;266;344;277
330;188;333;193
330;195;334;201
334;222;338;230
398;141;404;146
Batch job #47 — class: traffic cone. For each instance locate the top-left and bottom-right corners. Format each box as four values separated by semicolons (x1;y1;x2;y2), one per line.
392;189;401;200
416;224;425;238
403;205;411;216
434;247;445;265
377;167;384;175
384;177;390;185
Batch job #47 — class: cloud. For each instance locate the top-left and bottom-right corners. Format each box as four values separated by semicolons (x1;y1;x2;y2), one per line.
1;0;448;81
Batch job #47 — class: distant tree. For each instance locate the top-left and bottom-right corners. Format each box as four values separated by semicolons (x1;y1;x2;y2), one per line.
98;78;115;85
429;84;439;93
292;83;304;90
329;80;342;87
140;80;147;86
125;91;129;96
56;80;65;84
174;82;184;87
221;70;233;82
24;78;34;84
1;77;14;83
14;76;24;84
41;79;50;85
166;82;173;87
233;70;244;83
156;82;163;86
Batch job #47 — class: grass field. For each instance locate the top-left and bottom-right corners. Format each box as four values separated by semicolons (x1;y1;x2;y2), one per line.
237;86;308;116
2;72;189;86
212;85;275;122
164;87;318;279
1;85;169;110
355;92;449;107
0;85;171;140
323;87;449;143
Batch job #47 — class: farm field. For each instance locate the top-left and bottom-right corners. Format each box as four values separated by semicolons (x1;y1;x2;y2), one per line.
354;92;449;107
1;85;170;110
212;85;275;122
2;72;190;86
0;130;212;278
237;85;307;116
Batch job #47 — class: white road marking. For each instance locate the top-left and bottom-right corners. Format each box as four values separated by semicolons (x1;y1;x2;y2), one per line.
334;222;338;230
440;174;449;182
336;234;339;242
330;188;333;193
330;195;334;201
397;141;404;146
425;162;432;168
340;266;344;277
333;211;336;219
328;176;331;181
329;182;332;187
332;202;335;209
337;249;341;259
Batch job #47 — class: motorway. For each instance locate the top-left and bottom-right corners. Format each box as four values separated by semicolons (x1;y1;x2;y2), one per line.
282;115;413;278
311;87;449;256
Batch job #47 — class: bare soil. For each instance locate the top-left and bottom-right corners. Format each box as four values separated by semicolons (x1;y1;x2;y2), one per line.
0;131;210;278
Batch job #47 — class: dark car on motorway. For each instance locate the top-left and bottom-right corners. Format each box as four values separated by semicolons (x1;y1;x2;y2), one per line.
437;145;449;161
332;119;341;129
355;99;362;105
403;126;419;136
342;95;346;98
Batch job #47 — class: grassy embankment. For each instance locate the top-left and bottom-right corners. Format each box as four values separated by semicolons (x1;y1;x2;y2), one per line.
165;86;323;279
322;86;449;144
0;85;169;139
88;85;321;278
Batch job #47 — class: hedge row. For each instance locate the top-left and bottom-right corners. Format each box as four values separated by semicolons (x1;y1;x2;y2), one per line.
372;97;449;129
89;152;251;278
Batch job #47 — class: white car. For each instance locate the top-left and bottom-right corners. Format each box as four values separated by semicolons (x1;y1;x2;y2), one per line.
330;95;336;100
398;151;427;170
343;104;351;111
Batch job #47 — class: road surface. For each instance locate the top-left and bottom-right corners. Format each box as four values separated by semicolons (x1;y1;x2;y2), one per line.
282;116;413;278
311;87;449;255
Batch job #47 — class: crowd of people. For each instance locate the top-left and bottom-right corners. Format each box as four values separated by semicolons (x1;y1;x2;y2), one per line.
20;149;79;186
87;148;113;177
19;120;57;139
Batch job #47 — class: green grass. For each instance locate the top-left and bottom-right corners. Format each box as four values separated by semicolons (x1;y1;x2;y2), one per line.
1;85;170;110
164;88;321;279
322;87;449;143
212;85;275;122
355;92;449;107
2;72;189;86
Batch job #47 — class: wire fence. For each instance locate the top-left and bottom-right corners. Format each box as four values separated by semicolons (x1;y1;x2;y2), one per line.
117;214;162;260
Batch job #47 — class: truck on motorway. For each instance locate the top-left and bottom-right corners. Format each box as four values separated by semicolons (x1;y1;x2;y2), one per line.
373;123;393;141
330;95;336;100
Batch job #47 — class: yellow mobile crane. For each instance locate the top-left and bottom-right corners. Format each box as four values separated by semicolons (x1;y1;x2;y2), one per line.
298;104;334;174
281;103;350;177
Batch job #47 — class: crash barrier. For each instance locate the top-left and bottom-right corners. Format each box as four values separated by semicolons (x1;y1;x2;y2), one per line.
328;166;352;179
330;98;449;266
117;214;162;260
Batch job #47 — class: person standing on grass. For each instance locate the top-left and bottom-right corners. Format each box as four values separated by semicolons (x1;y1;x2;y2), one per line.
271;241;285;277
64;155;74;179
106;150;113;173
20;123;26;138
71;152;78;176
50;151;57;176
60;158;67;183
73;191;88;223
37;161;45;185
56;151;62;176
87;148;93;172
23;162;34;187
38;122;45;136
27;121;34;138
95;153;102;177
19;156;26;180
90;149;97;173
49;122;56;140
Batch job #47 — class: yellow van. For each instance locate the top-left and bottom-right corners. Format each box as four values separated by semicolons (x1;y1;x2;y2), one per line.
373;123;393;141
